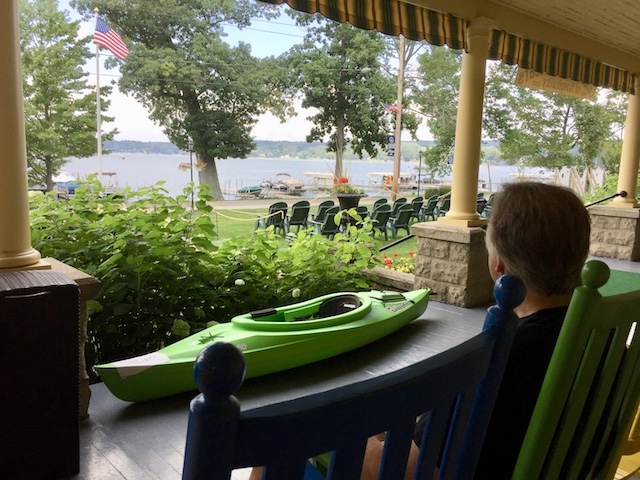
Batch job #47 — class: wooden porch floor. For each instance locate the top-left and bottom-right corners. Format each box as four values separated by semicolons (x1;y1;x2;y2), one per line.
71;256;640;480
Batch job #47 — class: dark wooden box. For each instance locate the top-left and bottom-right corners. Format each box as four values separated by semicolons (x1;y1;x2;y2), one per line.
0;270;80;479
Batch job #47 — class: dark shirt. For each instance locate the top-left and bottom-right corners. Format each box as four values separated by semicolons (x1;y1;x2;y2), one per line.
472;306;568;479
413;306;568;479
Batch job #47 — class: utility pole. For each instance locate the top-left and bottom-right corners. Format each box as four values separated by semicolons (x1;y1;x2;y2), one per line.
391;35;405;201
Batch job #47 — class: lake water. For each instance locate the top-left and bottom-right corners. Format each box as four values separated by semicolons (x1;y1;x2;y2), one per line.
64;153;551;199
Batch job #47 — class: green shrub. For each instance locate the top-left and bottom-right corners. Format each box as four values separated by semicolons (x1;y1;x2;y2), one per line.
30;184;379;368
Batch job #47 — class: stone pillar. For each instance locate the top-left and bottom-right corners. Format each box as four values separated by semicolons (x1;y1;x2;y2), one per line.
589;207;640;260
46;258;102;420
412;223;493;307
0;0;46;270
613;77;640;208
439;18;493;228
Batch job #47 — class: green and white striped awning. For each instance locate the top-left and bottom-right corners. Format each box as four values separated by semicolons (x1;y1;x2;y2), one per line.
260;0;636;94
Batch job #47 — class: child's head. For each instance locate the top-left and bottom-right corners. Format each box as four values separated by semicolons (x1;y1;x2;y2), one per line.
485;182;591;296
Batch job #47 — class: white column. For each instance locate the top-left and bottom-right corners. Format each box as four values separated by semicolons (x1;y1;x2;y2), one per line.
439;18;493;228
612;77;640;208
0;0;45;270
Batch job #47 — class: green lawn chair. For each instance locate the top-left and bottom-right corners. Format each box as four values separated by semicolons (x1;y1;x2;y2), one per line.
512;260;640;480
421;195;439;221
255;201;287;235
286;200;310;233
409;196;424;222
372;198;388;211
436;196;450;217
369;203;391;240
387;203;413;239
391;197;408;217
310;206;340;239
311;200;334;223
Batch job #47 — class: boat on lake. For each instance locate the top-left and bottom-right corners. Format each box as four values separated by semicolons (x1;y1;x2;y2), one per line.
260;172;305;196
95;289;431;402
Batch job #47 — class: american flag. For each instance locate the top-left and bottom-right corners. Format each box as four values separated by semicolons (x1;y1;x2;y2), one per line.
93;17;129;60
384;103;399;114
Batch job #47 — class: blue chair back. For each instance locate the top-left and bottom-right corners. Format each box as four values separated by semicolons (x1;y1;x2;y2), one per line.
183;276;526;480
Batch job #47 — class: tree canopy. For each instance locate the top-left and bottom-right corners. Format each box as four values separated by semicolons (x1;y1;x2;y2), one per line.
72;0;288;200
287;14;396;178
20;0;115;191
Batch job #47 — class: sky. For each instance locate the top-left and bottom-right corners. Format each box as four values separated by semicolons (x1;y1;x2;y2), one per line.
57;2;429;143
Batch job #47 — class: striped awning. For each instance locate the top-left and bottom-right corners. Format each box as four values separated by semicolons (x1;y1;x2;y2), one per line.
259;0;636;94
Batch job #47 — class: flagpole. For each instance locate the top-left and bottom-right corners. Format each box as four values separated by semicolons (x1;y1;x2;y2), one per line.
94;8;102;183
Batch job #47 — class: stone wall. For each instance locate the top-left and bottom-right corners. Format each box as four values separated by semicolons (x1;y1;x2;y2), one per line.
412;223;493;307
589;206;640;261
366;266;414;292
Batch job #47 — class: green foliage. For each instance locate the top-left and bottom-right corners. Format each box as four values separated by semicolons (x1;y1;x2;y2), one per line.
19;0;115;191
584;173;640;204
30;185;379;366
288;16;396;177
412;46;462;176
72;0;287;201
484;62;628;170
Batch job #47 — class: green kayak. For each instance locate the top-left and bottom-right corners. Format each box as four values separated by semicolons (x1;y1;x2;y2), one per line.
96;289;430;402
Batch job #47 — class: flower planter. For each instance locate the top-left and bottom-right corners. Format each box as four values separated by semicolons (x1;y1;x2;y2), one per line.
336;193;366;227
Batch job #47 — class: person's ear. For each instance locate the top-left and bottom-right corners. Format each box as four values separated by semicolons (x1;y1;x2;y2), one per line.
494;256;506;277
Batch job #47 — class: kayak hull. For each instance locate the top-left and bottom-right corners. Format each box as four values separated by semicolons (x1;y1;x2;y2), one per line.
96;289;430;402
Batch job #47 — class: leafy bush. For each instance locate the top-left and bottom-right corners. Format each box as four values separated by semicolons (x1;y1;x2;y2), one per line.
30;184;379;368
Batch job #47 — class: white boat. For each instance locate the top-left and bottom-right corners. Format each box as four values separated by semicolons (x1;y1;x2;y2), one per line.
260;173;304;196
302;172;336;190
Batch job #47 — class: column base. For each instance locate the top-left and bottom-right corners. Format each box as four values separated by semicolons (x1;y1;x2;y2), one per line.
412;222;493;307
589;206;640;260
437;216;488;228
0;258;51;272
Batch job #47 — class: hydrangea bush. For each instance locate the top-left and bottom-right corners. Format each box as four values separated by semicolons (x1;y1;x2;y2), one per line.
30;184;379;369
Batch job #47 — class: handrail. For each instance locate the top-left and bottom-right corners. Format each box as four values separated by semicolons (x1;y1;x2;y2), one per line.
380;234;414;252
584;191;627;208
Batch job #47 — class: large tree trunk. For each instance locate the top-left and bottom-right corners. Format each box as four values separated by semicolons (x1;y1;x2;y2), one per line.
45;156;54;192
197;153;224;201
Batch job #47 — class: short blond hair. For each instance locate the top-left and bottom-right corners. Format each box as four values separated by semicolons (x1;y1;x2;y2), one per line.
486;182;591;296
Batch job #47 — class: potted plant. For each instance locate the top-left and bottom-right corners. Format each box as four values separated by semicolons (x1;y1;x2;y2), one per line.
333;177;366;210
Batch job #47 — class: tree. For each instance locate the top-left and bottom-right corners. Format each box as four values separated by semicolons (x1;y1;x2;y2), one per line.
288;15;396;178
72;0;288;200
20;0;115;191
484;62;628;170
411;46;462;177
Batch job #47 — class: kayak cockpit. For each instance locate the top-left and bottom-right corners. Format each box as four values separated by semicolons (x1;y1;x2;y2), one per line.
232;293;373;331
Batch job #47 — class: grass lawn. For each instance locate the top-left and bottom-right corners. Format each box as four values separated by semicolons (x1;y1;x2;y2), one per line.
209;206;419;257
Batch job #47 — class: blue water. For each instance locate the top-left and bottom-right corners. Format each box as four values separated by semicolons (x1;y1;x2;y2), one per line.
64;153;550;199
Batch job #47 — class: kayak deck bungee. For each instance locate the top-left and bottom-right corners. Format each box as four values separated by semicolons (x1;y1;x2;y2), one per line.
96;289;430;402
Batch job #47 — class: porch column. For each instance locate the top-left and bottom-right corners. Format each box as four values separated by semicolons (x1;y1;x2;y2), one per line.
0;0;45;270
439;17;493;228
612;77;640;208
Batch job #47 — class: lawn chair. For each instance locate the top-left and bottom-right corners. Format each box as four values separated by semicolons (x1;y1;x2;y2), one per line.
476;194;488;214
512;260;640;480
355;205;369;222
481;193;495;218
391;197;407;217
409;196;424;223
183;275;526;480
311;200;334;223
287;200;310;233
255;201;287;235
387;203;413;239
369;203;391;240
421;195;439;221
309;206;340;239
372;198;388;211
436;196;451;217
